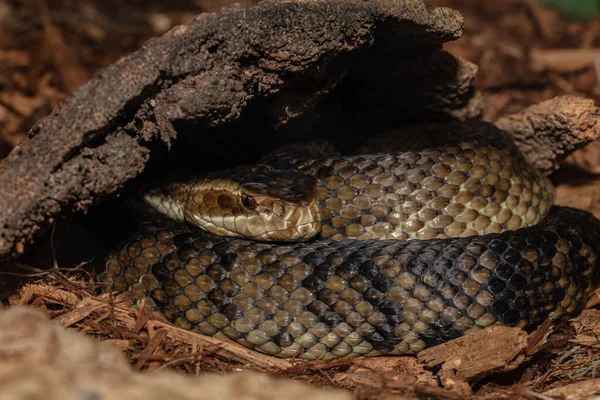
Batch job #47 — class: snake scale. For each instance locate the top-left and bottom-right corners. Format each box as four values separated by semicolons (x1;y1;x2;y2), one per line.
101;128;600;360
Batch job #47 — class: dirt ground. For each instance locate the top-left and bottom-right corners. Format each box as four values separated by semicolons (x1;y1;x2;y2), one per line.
3;0;600;399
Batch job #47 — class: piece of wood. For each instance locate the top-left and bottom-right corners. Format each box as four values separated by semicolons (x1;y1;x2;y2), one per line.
0;0;467;259
543;378;600;399
417;325;529;380
531;48;600;73
495;95;600;174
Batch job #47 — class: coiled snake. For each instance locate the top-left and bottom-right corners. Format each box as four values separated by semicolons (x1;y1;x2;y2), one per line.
101;127;600;360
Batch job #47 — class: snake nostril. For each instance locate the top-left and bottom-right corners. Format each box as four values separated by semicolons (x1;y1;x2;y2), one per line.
272;202;286;218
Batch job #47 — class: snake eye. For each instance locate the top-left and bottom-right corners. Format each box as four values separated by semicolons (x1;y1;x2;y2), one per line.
242;195;258;210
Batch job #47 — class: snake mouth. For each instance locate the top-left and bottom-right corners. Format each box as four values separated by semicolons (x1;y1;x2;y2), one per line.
185;195;322;242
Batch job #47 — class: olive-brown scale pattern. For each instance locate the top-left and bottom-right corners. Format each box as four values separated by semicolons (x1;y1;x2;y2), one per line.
102;207;600;360
261;130;555;240
287;138;555;241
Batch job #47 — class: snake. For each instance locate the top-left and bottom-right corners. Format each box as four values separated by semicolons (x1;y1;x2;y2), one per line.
101;126;600;361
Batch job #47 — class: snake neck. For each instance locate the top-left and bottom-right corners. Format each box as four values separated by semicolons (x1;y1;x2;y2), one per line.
141;183;192;223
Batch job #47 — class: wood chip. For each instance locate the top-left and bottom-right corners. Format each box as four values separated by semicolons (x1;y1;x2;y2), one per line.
495;95;600;174
543;378;600;399
531;48;600;73
417;326;528;380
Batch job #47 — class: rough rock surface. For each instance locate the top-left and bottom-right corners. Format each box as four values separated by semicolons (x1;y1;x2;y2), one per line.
495;95;600;175
0;0;466;258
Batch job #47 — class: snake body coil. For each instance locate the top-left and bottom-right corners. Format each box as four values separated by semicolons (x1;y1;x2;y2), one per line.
143;129;555;243
265;131;555;242
102;128;600;360
104;207;600;360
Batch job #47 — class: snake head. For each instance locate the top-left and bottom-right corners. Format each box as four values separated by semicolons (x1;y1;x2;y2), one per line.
184;165;321;242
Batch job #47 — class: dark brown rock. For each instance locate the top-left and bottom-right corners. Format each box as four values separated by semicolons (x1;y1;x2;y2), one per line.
0;0;466;257
495;95;600;175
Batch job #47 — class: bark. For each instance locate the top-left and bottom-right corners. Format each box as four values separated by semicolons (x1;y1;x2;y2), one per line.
0;0;466;257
